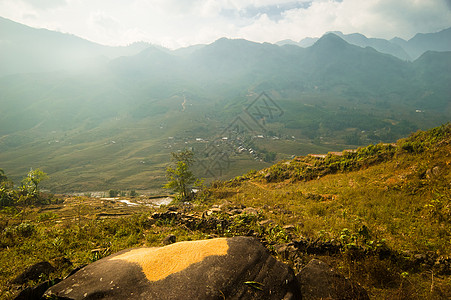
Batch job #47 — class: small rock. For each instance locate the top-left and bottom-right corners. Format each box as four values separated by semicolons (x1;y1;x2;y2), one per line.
229;209;243;215
283;225;296;231
432;166;440;175
402;250;411;257
274;244;288;254
414;254;427;261
243;207;259;215
203;208;222;217
259;219;274;226
167;206;178;211
163;235;177;245
12;261;55;285
274;244;297;260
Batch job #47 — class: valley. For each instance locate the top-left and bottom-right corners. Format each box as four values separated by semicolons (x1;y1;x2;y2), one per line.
0;14;450;299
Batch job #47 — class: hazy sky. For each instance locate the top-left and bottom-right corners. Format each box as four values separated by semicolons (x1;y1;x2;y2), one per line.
1;0;451;49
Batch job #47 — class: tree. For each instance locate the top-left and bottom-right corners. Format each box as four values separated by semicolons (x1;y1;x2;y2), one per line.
0;168;7;183
21;168;48;196
163;149;196;201
0;169;14;206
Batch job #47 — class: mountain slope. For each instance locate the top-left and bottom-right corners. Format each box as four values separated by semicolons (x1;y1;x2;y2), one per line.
0;17;151;76
331;31;411;60
294;31;411;60
391;27;451;60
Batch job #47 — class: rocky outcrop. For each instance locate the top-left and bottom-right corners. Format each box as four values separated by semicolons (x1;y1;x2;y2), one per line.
44;236;301;299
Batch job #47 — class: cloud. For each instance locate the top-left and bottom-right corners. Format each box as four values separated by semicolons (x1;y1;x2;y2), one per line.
21;0;67;10
236;0;451;43
89;12;120;34
232;1;313;21
0;0;450;47
369;0;451;37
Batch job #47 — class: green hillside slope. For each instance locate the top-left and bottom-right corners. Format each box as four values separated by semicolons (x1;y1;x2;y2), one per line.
201;123;451;298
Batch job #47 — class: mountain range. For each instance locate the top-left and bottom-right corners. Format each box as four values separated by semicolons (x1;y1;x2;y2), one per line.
277;27;451;61
0;16;450;192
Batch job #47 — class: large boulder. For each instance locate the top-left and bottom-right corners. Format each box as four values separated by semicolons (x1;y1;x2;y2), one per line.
45;236;301;299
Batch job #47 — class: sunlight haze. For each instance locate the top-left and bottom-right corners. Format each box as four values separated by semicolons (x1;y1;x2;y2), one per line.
1;0;450;48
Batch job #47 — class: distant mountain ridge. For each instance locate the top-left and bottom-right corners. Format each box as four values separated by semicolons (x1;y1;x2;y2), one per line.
0;16;152;76
391;27;451;60
277;27;451;61
1;16;451;77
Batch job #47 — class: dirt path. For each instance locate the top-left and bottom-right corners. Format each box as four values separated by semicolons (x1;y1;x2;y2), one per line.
181;94;187;111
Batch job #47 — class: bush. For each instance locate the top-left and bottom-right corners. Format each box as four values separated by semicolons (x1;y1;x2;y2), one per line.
401;141;424;153
15;222;36;237
0;188;13;207
37;212;58;222
109;190;119;198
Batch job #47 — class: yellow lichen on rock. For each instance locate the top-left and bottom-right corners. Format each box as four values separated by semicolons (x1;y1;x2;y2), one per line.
110;238;229;282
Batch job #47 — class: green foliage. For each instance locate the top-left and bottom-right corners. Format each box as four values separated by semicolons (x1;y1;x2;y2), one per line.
0;168;57;207
164;149;196;201
0;169;7;183
224;212;261;236
0;183;14;207
37;212;58;222
21;168;48;197
0;170;14;207
401;140;424;153
260;142;397;183
424;191;451;224
401;123;450;153
14;222;36;238
109;190;119;197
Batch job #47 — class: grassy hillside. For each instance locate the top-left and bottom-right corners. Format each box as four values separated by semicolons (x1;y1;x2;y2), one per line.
204;123;451;298
0;124;449;299
216;124;450;253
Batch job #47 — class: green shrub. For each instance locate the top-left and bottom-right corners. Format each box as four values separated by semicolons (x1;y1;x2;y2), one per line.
15;222;36;237
109;190;119;197
37;212;58;222
401;141;424;153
